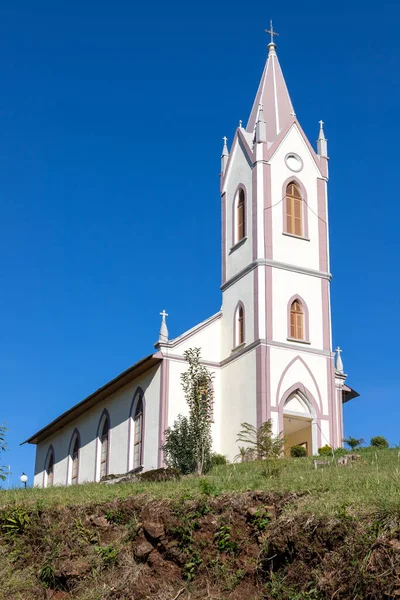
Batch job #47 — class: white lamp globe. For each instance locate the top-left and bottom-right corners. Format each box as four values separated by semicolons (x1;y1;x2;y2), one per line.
20;473;28;484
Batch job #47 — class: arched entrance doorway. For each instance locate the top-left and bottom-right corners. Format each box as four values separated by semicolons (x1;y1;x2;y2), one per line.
283;390;317;456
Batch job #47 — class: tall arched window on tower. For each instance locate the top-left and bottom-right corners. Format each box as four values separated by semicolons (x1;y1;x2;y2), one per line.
133;396;143;470
290;300;304;340
100;417;110;479
70;434;80;485
234;303;245;347
286;182;302;236
237;189;245;241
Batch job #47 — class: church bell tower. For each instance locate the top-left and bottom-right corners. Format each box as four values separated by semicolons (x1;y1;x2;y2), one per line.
218;24;344;457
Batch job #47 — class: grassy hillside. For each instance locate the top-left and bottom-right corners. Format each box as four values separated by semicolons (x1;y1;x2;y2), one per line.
0;448;399;599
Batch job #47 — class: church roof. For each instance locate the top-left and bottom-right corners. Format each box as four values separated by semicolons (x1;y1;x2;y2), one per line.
22;353;162;445
246;42;295;143
342;383;360;403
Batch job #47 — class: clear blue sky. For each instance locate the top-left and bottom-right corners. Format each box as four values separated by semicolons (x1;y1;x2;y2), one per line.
1;0;398;487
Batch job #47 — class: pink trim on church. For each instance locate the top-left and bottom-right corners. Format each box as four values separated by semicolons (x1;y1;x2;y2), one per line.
158;358;170;468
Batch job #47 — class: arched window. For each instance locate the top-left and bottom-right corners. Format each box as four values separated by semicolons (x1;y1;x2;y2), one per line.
100;417;109;479
238;305;244;344
290;300;304;340
45;447;55;488
234;303;245;347
237;189;245;241
71;435;80;485
286;182;302;236
47;452;54;487
133;396;143;469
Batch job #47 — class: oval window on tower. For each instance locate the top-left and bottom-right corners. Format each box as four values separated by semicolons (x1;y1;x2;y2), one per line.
285;153;303;172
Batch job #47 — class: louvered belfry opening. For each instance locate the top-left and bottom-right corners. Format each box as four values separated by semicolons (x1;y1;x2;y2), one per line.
290;300;304;340
286;182;302;236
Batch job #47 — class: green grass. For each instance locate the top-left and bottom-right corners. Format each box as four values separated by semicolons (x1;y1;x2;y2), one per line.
1;447;400;516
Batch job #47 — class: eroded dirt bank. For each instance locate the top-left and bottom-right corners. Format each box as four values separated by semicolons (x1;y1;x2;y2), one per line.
1;491;399;599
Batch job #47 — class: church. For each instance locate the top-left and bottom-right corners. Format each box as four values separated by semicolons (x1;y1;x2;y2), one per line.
25;27;358;487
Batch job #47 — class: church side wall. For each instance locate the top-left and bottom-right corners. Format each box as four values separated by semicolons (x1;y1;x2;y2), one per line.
167;359;221;452
169;316;221;362
161;315;222;456
33;364;161;487
219;348;257;461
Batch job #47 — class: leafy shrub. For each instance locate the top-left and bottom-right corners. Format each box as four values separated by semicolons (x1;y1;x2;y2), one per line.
343;436;364;450
95;544;119;565
162;415;197;474
370;436;389;449
290;445;307;458
38;563;56;588
199;478;217;496
318;444;333;456
261;459;286;478
214;525;238;554
162;349;214;475
210;453;227;467
0;507;29;538
236;420;284;460
183;550;202;581
105;509;124;524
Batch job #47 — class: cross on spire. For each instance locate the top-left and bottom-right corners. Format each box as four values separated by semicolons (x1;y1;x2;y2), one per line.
222;136;227;144
160;309;168;320
265;20;279;45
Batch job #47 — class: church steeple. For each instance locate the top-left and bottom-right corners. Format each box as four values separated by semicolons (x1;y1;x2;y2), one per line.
317;120;328;157
246;22;295;142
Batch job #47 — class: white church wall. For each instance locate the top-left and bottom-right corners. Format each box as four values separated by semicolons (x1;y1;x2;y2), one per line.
224;139;253;281
169;314;221;362
320;418;331;449
221;270;254;359
269;125;322;272
271;268;324;349
219;348;257;461
33;364;161;487
166;358;221;452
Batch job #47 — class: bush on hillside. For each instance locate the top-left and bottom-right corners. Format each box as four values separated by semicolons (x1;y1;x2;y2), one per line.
236;420;284;460
370;436;389;449
343;436;364;450
162;415;197;475
318;445;333;456
210;453;228;467
290;445;307;458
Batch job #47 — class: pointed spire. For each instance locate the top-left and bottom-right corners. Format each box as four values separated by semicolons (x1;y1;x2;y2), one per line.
255;103;267;143
158;310;169;344
335;347;344;374
221;136;229;174
317;120;328;157
246;25;295;142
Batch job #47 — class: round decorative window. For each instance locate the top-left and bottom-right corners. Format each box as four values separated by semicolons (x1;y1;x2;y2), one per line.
285;153;303;172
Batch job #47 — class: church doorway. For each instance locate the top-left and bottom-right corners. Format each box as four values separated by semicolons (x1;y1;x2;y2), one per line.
282;391;317;456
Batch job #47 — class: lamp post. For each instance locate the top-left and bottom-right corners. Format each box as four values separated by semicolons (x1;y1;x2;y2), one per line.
20;473;28;489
